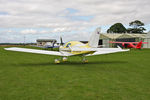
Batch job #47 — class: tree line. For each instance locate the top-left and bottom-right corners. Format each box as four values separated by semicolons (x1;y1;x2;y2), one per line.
107;20;146;34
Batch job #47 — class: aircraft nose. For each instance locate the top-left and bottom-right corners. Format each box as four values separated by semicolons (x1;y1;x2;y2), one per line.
60;46;63;48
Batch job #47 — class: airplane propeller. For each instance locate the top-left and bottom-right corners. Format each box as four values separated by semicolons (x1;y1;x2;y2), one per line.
60;37;64;46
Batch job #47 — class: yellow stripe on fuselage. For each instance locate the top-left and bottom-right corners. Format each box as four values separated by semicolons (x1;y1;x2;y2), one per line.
71;51;95;55
60;41;95;55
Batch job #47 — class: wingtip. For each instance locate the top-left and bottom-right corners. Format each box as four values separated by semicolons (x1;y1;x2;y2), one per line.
123;49;130;52
4;48;9;50
117;45;130;51
4;47;18;50
117;45;122;49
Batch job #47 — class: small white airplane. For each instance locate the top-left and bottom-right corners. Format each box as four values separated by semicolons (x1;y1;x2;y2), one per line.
5;27;129;63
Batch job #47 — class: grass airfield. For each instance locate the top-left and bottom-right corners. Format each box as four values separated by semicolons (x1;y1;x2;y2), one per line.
0;46;150;100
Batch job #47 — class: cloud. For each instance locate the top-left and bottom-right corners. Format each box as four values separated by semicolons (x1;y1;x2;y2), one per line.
1;0;150;28
0;0;150;42
20;29;37;34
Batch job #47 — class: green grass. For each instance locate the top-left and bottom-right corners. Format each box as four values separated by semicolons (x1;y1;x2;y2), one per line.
0;46;150;100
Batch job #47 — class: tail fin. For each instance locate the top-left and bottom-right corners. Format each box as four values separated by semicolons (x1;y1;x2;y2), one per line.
136;41;142;49
88;27;101;48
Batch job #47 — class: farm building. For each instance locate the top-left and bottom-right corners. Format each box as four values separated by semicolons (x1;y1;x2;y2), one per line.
99;33;150;48
143;31;150;48
36;39;57;46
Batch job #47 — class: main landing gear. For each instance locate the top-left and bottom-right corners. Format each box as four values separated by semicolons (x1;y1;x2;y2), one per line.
54;57;68;64
54;59;60;64
54;56;88;64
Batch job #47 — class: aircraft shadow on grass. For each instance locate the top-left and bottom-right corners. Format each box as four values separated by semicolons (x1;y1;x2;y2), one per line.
16;61;128;67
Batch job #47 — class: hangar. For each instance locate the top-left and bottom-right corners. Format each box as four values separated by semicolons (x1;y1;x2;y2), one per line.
36;39;57;47
100;32;150;48
143;31;150;48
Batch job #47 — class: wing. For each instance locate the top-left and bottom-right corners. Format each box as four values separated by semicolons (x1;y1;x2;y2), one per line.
4;47;64;56
86;47;129;56
142;42;148;44
110;41;135;44
110;41;148;44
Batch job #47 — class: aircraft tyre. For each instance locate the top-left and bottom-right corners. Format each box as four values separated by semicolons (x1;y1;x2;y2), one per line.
83;59;88;63
54;59;60;64
62;57;68;62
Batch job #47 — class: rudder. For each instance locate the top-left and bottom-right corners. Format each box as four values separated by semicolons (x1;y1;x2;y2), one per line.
136;41;142;49
88;27;101;48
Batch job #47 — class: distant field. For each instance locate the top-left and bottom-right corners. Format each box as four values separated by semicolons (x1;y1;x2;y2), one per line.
0;45;23;47
0;46;150;100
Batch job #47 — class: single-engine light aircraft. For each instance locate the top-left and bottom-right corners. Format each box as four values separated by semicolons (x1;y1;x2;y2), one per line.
5;27;129;63
109;41;148;49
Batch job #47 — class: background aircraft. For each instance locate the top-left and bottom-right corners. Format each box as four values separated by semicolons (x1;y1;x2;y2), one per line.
47;37;64;48
5;27;129;63
33;43;59;49
109;41;148;49
33;37;64;49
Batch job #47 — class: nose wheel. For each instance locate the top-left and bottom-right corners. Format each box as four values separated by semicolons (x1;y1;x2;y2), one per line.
82;57;88;63
62;57;68;62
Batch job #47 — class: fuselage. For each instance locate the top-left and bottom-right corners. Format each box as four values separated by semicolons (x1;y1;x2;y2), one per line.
59;41;95;56
122;41;143;49
122;43;136;48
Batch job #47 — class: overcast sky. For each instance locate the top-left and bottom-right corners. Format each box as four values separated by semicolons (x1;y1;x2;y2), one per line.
0;0;150;43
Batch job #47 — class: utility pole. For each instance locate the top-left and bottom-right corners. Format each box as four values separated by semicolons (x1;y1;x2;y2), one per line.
24;35;26;46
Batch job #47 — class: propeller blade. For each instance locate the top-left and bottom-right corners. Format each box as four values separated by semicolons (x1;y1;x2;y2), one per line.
60;37;64;45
